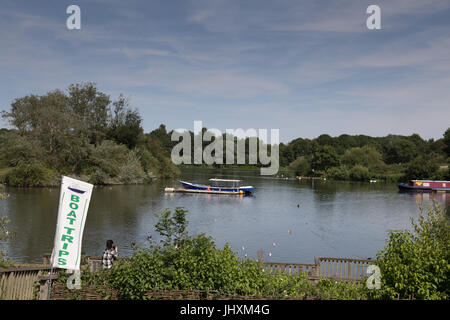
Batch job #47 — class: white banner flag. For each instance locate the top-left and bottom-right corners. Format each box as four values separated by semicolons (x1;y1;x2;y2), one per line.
51;176;93;270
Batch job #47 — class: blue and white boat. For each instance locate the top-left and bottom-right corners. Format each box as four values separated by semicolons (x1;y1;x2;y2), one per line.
180;178;255;194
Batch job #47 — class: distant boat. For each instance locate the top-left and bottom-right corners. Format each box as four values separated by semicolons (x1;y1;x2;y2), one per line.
180;178;255;194
398;180;450;192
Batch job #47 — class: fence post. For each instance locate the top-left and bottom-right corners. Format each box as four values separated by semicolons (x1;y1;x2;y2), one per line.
38;276;49;300
38;273;59;300
314;257;321;279
348;261;353;280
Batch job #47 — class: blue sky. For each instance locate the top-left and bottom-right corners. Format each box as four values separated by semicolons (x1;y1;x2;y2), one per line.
0;0;449;143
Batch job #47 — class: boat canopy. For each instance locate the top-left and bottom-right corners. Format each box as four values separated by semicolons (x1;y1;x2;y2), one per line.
209;178;241;182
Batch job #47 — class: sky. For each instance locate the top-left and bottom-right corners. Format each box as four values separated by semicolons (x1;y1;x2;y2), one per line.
0;0;449;143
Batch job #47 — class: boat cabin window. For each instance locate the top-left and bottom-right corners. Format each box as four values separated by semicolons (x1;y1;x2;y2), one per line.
209;179;241;188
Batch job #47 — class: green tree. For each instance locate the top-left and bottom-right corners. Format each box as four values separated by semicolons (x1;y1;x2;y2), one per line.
67;82;111;146
382;136;418;164
349;165;371;181
311;145;340;173
341;146;385;170
0;131;43;167
402;156;439;180
154;207;189;247
443;128;450;157
108;95;143;149
328;165;350;181
288;156;311;176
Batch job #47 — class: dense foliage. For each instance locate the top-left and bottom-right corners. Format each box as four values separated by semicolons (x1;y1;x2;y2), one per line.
0;83;179;186
282;132;449;181
144;124;450;181
373;203;450;300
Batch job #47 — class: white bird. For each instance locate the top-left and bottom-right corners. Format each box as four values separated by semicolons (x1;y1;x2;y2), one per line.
272;242;276;246
242;246;245;251
268;252;272;257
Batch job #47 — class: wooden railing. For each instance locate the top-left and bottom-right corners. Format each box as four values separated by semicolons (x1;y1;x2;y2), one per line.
262;262;318;278
315;257;373;282
0;266;52;300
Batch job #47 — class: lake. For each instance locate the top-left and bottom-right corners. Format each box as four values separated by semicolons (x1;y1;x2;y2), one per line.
1;168;449;265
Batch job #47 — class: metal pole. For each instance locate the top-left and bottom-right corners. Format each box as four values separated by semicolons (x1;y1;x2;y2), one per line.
47;252;55;300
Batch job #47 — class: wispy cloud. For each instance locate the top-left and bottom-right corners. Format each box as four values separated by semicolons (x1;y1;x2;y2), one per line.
0;0;449;142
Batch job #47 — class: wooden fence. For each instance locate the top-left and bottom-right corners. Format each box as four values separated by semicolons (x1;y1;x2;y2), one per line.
315;257;373;282
1;255;375;299
262;262;318;277
0;266;52;300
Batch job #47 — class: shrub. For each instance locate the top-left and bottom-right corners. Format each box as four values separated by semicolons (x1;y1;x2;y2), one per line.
88;168;109;185
373;203;449;300
6;162;58;187
328;166;350;181
288;156;311;176
88;140;128;177
341;146;385;171
117;150;147;184
0;132;44;167
401;155;439;180
349;165;371;181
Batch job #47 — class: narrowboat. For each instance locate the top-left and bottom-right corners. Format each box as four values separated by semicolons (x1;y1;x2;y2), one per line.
397;180;450;192
179;178;255;194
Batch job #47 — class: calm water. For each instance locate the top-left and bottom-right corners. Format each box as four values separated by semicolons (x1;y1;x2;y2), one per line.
1;168;449;264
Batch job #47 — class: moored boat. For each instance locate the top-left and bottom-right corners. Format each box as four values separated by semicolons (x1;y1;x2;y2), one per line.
397;180;450;192
179;178;255;194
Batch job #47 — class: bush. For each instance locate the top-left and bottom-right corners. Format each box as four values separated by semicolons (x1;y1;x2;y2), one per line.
342;146;385;171
328;166;350;181
373;203;449;300
402;156;439;180
6;162;58;187
349;165;371;181
88;140;128;177
0;132;43;167
88;168;109;185
288;156;311;176
117;150;147;184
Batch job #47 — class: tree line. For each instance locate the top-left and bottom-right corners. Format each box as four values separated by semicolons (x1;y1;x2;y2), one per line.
280;131;450;181
0;83;179;187
148;124;450;182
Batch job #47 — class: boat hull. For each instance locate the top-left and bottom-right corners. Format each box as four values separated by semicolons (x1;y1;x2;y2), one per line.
180;181;254;193
397;183;450;192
